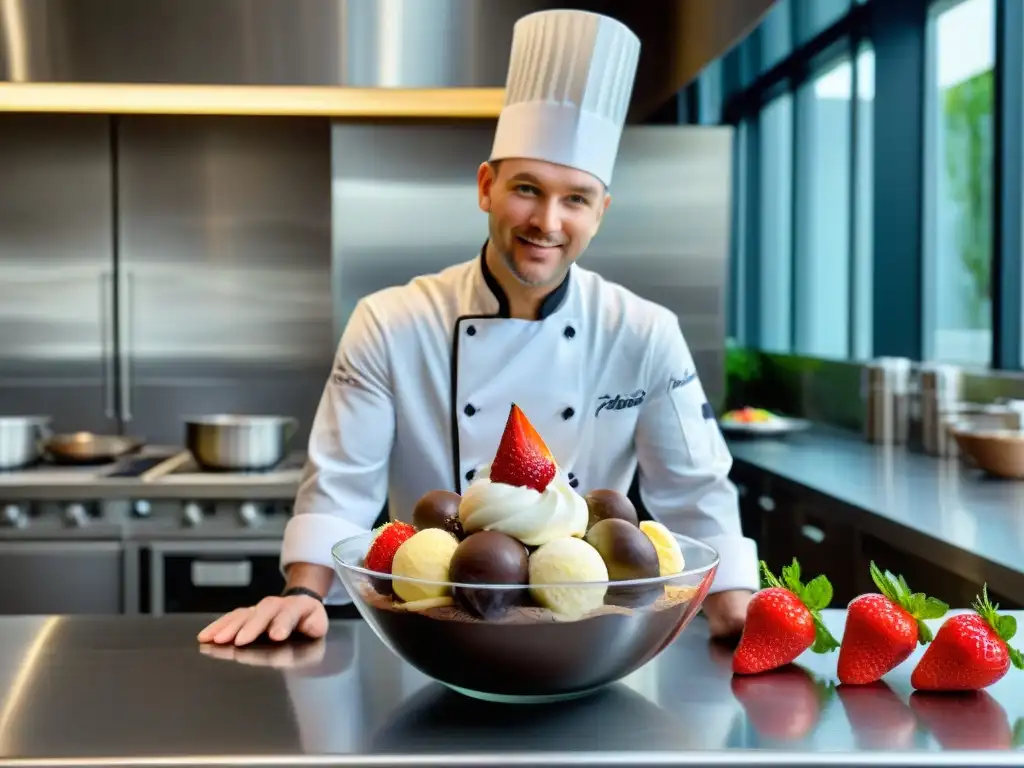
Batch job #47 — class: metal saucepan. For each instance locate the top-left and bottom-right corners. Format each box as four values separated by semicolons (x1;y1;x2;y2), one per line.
0;416;52;470
185;415;299;472
43;432;145;465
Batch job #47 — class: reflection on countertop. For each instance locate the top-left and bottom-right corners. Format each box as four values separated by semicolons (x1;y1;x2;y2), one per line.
0;611;1021;766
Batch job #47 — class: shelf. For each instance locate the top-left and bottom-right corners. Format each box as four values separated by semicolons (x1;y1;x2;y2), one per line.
0;83;506;119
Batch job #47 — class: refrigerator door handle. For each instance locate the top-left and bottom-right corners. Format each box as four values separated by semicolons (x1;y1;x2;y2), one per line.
119;270;134;422
100;271;116;419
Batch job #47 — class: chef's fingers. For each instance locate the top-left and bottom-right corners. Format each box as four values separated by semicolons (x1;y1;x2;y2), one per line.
267;596;323;642
296;602;329;640
234;598;284;646
197;607;252;644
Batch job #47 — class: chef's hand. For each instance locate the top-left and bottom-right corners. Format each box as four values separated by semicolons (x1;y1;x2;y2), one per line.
197;594;329;646
702;589;753;641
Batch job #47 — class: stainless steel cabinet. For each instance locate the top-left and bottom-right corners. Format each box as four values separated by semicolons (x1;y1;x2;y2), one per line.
0;115;119;434
0;114;335;444
114;116;334;446
0;541;124;614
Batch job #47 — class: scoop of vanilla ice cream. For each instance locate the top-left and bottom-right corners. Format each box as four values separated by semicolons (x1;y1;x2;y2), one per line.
528;537;609;618
390;528;459;603
639;520;686;576
458;463;588;546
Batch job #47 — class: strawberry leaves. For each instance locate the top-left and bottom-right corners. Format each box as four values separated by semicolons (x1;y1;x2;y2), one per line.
973;585;1024;670
868;560;948;644
760;558;840;654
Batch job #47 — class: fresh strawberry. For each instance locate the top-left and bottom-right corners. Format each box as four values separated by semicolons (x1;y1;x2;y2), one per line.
910;586;1024;691
732;558;840;675
837;561;949;685
364;521;417;574
489;403;557;492
910;691;1022;750
731;665;834;741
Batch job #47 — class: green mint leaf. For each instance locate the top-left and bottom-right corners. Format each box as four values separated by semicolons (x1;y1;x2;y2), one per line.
802;575;833;612
1009;646;1024;671
917;597;950;621
810;615;840;654
916;618;934;645
997;615;1017;643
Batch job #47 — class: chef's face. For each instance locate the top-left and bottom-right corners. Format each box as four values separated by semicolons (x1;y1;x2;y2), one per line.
477;158;610;288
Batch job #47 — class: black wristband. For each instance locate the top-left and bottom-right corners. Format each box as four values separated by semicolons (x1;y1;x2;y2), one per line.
281;586;324;603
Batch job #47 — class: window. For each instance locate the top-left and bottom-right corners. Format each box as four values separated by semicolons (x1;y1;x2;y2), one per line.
760;0;793;72
729;119;751;343
797;0;850;44
758;93;794;352
854;43;875;360
794;54;852;358
924;0;995;366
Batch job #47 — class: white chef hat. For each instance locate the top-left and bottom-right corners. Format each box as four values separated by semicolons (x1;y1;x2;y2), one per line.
490;9;641;188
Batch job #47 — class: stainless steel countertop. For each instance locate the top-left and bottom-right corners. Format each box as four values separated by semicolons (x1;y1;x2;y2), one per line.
0;610;1020;767
728;427;1024;596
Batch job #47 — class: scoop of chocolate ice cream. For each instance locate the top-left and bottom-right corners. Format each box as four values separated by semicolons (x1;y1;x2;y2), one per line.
584;489;639;529
412;490;464;539
449;531;529;619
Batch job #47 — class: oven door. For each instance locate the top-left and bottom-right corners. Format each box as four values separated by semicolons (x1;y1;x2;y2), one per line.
147;540;285;615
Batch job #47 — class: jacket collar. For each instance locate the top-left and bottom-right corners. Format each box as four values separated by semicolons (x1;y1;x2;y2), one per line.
473;241;573;320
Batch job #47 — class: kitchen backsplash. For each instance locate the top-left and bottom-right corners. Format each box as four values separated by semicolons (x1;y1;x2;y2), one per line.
726;349;1024;433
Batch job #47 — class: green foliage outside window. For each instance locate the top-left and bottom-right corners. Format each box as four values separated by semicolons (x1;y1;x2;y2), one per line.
943;69;993;328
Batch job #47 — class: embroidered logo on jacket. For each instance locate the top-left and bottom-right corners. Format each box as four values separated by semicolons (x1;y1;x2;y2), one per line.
595;389;646;417
668;371;697;392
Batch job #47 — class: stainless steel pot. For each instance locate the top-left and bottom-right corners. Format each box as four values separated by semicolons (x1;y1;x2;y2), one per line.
0;416;51;469
185;415;299;471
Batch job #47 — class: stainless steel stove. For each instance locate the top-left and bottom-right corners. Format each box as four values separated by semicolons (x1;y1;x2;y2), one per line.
0;449;306;617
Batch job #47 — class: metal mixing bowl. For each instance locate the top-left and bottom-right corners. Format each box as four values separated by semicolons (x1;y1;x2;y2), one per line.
184;414;299;471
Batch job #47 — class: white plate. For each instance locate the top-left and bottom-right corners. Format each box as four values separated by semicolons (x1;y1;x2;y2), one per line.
718;416;811;436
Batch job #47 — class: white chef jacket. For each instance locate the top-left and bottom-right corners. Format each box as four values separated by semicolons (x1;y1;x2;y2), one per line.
281;248;759;602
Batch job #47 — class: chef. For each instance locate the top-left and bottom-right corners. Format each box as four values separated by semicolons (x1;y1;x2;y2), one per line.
199;8;759;648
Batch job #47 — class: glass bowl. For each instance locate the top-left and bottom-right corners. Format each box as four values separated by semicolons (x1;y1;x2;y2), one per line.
331;530;719;704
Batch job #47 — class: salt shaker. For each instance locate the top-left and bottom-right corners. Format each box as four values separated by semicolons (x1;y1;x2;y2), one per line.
862;357;912;445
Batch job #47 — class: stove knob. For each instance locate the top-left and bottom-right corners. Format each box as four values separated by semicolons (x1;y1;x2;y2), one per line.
238;502;262;527
182;502;203;527
1;504;27;529
64;503;89;528
133;500;151;517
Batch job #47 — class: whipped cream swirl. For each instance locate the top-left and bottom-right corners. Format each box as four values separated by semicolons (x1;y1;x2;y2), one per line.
458;463;588;546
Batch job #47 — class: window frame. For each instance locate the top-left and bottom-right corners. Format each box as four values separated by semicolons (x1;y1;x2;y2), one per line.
720;0;1023;371
723;0;870;359
993;0;1024;369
